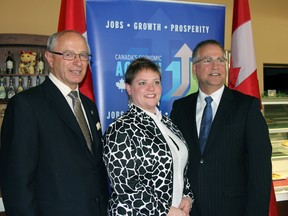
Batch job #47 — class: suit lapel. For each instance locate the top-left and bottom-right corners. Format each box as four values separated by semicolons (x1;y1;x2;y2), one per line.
179;93;200;155
80;97;102;157
43;79;94;157
204;87;234;154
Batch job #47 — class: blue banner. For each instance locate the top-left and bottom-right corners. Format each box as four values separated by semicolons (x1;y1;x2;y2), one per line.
86;0;225;130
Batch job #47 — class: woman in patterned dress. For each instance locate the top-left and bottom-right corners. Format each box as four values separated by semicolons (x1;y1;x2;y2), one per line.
103;57;193;216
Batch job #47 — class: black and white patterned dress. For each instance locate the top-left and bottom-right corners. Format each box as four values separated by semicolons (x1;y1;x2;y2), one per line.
103;105;193;215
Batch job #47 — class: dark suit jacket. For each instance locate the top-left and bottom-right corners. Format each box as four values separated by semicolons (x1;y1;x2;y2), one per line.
0;78;108;216
171;86;272;216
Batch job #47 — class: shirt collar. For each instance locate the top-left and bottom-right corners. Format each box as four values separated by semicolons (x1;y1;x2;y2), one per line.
49;73;79;98
198;85;224;106
144;106;162;121
131;103;162;121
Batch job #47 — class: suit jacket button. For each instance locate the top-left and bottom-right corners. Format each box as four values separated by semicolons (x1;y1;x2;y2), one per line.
200;159;204;164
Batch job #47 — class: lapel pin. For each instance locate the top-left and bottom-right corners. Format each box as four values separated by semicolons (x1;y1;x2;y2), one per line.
96;122;101;130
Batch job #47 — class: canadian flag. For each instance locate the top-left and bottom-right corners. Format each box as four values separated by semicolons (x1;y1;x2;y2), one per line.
58;0;95;102
228;0;278;215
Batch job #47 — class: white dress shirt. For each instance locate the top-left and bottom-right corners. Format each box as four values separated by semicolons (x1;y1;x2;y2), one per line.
49;73;92;134
145;107;188;208
196;86;224;136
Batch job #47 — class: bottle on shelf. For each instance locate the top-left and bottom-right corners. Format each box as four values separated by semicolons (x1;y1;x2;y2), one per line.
0;78;7;99
36;52;45;74
6;51;14;74
7;78;15;99
36;76;40;86
17;78;24;93
26;76;32;90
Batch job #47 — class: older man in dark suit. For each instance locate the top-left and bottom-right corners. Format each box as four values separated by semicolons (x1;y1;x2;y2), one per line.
171;39;272;216
0;30;108;216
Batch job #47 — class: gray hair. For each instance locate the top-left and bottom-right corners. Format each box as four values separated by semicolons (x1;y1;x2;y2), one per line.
47;30;87;51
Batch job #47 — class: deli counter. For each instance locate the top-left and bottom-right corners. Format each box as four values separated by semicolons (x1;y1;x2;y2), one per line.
262;97;288;202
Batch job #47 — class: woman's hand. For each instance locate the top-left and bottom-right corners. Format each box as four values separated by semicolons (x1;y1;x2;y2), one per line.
167;206;188;216
179;197;193;214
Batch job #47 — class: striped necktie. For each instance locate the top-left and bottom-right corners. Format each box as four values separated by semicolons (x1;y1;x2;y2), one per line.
68;91;92;153
199;96;213;154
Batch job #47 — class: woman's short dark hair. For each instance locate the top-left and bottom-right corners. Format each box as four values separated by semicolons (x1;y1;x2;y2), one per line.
125;57;161;84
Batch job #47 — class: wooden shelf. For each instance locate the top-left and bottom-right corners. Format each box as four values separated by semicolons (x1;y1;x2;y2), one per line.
0;33;49;74
0;34;48;46
0;34;50;215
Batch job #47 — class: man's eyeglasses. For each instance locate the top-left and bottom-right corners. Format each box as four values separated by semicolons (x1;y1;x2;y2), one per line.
49;50;92;61
194;57;227;66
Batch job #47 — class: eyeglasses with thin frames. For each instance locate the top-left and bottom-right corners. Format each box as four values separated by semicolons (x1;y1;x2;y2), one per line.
194;57;227;66
49;50;92;61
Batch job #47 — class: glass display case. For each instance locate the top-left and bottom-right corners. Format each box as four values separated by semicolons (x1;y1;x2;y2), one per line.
262;97;288;202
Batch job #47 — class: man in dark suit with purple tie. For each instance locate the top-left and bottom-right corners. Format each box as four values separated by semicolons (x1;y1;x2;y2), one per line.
0;30;108;216
171;39;272;216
